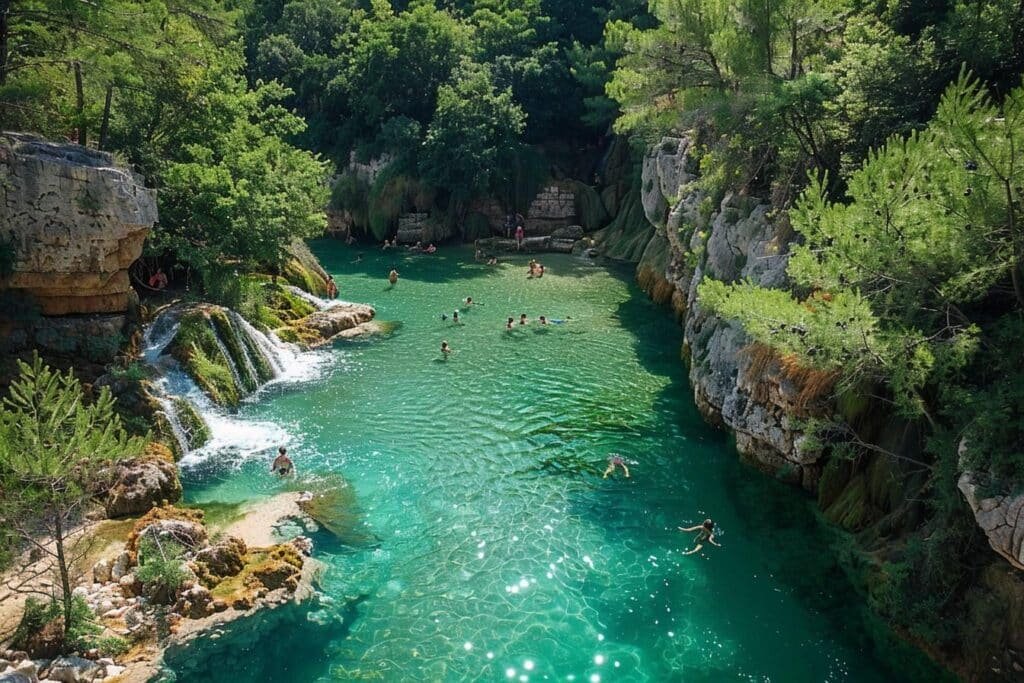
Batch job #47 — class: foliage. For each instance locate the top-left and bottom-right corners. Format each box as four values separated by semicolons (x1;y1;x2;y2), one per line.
136;536;189;597
0;354;144;639
12;596;100;654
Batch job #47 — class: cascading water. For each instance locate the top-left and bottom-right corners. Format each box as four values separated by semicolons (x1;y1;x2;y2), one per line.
142;303;332;465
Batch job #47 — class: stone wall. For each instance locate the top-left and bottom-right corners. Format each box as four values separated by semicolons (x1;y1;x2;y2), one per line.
525;183;576;235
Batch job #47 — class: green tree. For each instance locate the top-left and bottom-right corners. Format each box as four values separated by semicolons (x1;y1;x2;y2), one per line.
0;355;144;642
419;61;525;201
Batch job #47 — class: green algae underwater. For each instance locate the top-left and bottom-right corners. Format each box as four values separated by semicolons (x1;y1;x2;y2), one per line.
162;241;952;682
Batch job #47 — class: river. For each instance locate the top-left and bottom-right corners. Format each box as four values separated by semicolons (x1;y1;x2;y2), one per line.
162;240;947;682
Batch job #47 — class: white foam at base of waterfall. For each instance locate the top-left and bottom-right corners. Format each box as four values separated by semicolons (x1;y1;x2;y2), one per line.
144;306;335;467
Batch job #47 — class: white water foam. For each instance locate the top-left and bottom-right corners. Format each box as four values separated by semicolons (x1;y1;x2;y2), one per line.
143;305;334;467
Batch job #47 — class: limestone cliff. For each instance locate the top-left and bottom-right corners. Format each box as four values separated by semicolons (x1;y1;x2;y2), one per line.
0;133;157;372
603;136;823;488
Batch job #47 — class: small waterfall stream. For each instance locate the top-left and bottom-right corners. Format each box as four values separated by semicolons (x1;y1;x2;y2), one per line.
142;301;333;464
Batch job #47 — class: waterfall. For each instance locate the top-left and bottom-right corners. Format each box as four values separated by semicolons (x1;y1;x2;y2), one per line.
285;285;338;310
208;321;249;395
142;303;331;464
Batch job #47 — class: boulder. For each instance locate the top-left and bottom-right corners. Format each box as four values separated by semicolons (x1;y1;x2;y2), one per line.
292;303;376;347
192;537;247;586
132;519;208;558
959;471;1024;571
174;584;215;619
91;559;111;585
109;552;130;582
0;671;33;683
101;456;182;518
43;656;100;683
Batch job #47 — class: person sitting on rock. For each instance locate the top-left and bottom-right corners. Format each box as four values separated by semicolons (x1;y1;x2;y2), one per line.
271;447;294;476
603;453;629;478
148;268;168;290
679;519;721;555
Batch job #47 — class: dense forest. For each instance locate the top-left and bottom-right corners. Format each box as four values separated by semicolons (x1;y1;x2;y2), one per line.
2;0;1024;676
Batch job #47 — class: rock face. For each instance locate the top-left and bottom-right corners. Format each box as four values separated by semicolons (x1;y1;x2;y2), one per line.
0;133;157;316
959;472;1024;571
102;455;183;518
611;136;816;485
291;302;376;347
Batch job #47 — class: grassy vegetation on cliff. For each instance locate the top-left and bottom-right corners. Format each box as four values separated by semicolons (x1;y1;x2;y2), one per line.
168;311;241;408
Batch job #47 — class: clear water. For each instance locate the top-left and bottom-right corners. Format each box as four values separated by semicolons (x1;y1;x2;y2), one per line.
167;241;948;682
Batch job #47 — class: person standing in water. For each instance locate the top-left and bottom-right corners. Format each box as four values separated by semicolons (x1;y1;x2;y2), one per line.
519;313;528;325
326;275;338;299
515;224;525;250
452;311;461;325
679;519;720;554
506;317;514;330
603;453;630;478
271;446;293;476
441;341;452;358
388;268;399;285
539;316;548;325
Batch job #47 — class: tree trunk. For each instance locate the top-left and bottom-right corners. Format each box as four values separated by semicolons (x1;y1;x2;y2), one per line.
0;1;9;86
53;512;73;641
98;85;113;150
73;61;86;147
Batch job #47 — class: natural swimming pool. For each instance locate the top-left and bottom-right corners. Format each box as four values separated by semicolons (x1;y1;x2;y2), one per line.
164;241;947;681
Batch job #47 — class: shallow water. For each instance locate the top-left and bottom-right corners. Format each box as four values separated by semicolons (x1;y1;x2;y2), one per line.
168;241;947;682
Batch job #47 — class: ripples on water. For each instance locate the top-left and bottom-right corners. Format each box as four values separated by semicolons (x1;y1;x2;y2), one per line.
171;243;947;682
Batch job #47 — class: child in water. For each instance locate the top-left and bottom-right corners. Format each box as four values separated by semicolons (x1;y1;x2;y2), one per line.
679;519;721;554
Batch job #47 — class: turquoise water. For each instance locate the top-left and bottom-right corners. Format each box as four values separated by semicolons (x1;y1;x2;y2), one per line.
169;241;945;682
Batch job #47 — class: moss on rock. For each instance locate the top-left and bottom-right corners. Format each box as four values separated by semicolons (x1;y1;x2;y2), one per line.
208;309;257;394
171;397;210;451
167;310;240;407
572;180;609;231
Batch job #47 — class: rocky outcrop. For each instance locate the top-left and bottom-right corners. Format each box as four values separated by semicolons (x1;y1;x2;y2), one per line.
604;136;814;485
0;133;156;316
102;454;183;518
959;472;1024;571
286;302;376;348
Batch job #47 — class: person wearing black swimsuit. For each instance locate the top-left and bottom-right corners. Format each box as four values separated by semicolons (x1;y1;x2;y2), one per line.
679;519;720;554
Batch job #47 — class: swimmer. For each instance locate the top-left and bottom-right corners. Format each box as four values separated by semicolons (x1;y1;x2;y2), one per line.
425;243;437;254
538;264;545;277
519;313;527;325
382;239;393;250
452;311;461;324
506;317;514;330
603;453;630;478
539;315;548;325
464;296;474;306
270;446;293;476
679;519;720;554
388;269;399;285
550;316;571;324
441;341;452;358
352;253;363;263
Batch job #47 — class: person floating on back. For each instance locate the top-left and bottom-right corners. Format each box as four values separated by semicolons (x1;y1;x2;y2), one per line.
271;446;293;476
603;453;629;478
679;519;721;555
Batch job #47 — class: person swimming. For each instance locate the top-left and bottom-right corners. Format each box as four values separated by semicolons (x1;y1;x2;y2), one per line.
464;297;474;306
388;269;399;285
550;317;571;324
506;317;514;330
603;453;630;478
679;519;721;555
452;311;461;324
539;315;548;325
519;313;528;325
441;341;452;358
271;446;293;476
